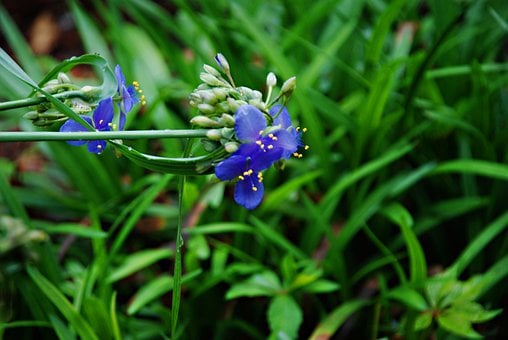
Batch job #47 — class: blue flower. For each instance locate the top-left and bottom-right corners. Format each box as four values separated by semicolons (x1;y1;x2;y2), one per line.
215;105;301;209
115;65;139;130
60;97;114;154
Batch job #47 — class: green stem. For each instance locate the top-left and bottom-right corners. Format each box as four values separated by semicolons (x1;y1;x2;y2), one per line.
0;129;214;142
0;90;89;111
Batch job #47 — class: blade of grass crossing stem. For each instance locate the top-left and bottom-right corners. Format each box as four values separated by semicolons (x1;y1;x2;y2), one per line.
446;211;508;278
309;299;370;340
26;265;98;340
381;203;427;284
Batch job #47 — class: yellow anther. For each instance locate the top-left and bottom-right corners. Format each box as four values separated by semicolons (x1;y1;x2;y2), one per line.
248;169;253;175
256;140;262;145
238;175;245;180
305;145;310;150
267;145;273;149
302;127;308;132
296;127;300;131
252;186;258;192
243;171;249;176
293;152;299;157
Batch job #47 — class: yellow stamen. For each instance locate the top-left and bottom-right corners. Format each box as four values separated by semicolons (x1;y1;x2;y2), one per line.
267;145;273;149
238;175;244;180
302;127;308;132
304;145;310;150
252;186;258;191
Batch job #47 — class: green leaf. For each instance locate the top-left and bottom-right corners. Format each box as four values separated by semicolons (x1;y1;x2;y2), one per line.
41;223;107;239
309;299;370;340
437;310;482;339
127;275;173;315
299;279;340;294
382;203;427;283
82;297;113;340
448;302;502;323
433;159;508;181
385;287;429;311
414;312;433;331
0;47;37;87
26;265;98;340
49;314;77;340
110;292;122;340
226;271;282;299
268;295;303;340
107;248;173;283
446;211;508;277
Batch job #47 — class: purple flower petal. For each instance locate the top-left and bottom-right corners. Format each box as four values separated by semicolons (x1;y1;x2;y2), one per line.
235;105;267;141
234;175;264;210
93;98;114;131
115;65;126;93
119;112;126;131
87;140;107;154
215;155;246;180
60;115;93;146
273;129;300;159
269;104;292;128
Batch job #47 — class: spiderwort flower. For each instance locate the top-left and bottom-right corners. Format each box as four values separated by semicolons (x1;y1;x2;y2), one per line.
114;65;140;130
59;97;114;154
215;105;301;209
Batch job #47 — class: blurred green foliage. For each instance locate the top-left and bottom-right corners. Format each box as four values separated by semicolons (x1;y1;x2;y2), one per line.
1;0;508;339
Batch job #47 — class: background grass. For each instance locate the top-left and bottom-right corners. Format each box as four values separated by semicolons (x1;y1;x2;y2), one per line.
1;0;508;339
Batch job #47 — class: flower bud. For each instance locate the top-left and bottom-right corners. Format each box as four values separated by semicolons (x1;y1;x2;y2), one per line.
214;53;230;73
57;72;71;84
266;72;277;87
219;113;235;127
197;103;216;115
281;76;297;97
224;142;239;153
206;129;223;141
200;72;227;87
190;115;222;127
203;64;222;77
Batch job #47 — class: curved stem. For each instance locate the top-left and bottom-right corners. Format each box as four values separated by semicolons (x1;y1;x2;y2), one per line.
0;129;215;142
0;91;89;111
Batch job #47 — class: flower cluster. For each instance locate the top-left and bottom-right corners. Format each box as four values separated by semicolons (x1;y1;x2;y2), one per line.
189;54;306;209
59;65;142;154
215;104;302;209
